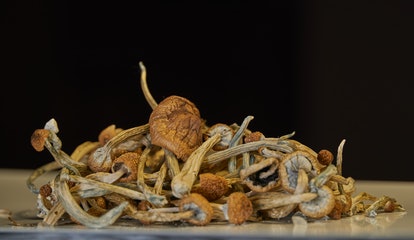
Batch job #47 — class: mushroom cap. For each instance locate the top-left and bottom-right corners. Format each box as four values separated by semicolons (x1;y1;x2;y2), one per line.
31;129;50;152
178;193;213;226
98;124;117;145
227;192;253;225
244;131;265;143
196;173;229;201
111;152;139;183
203;123;234;151
149;95;203;161
317;149;334;166
240;157;281;192
279;150;319;193
299;185;335;219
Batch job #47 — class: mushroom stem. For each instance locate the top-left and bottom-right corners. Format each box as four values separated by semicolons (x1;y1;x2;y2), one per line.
310;164;338;190
139;61;158;110
26;161;61;194
136;147;168;207
67;173;147;201
164;149;181;178
171;133;221;198
251;192;317;211
228;115;254;173
41;130;86;176
104;193;194;224
203;139;294;167
56;168;128;228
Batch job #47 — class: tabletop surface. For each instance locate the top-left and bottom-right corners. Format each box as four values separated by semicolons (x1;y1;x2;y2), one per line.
0;168;413;240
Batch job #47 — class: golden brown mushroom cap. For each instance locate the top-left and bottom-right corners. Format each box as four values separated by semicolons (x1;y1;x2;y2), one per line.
149;95;203;161
98;124;117;145
111;152;140;183
227;192;253;225
196;173;229;201
31;129;50;152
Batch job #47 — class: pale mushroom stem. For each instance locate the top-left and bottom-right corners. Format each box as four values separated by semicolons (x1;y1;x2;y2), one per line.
68;174;147;200
153;162;168;195
203;139;294;167
139;61;158;110
171;133;221;198
26;161;61;194
43;131;86;176
251;192;317;211
136;147;168;207
164;148;181;178
228;115;254;173
336;139;346;194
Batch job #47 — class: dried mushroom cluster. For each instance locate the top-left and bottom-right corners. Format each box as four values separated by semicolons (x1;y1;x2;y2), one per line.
26;62;405;228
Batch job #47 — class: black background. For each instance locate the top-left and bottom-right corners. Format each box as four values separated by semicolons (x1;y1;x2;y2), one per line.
2;1;413;181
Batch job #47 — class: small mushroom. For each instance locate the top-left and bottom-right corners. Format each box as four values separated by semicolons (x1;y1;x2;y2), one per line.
279;150;320;193
178;193;214;226
98;124;118;146
87;124;150;173
30;119;87;175
149;95;203;162
226;192;254;225
111;152;139;183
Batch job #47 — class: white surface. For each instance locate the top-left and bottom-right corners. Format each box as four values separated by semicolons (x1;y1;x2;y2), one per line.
0;169;413;239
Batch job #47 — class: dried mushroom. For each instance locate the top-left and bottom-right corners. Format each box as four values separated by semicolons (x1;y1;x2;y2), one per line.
149;95;203;161
22;61;405;229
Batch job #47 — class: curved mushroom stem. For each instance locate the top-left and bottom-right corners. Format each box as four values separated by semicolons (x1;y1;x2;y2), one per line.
139;61;158;110
56;168;128;228
336;139;346;194
32;124;86;176
228;115;254;173
171;133;221;198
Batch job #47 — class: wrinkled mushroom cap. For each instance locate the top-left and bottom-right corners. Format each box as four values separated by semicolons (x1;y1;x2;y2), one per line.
111;152;140;183
196;173;229;201
31;129;50;152
227;192;253;225
149;95;203;161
